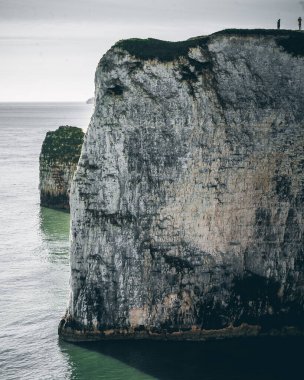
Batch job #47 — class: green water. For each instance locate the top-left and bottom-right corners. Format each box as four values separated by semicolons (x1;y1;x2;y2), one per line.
38;208;155;380
40;208;154;379
61;341;155;380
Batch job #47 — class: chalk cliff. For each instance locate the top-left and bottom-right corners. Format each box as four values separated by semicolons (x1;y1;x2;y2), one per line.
59;30;304;341
39;126;84;210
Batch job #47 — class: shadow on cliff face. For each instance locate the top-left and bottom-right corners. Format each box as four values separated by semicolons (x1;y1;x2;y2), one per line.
61;337;303;380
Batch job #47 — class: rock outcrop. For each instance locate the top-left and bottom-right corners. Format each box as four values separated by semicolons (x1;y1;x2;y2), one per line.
59;30;304;341
86;97;95;104
39;126;84;210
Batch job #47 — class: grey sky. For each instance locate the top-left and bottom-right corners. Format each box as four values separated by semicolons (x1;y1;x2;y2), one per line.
0;0;302;101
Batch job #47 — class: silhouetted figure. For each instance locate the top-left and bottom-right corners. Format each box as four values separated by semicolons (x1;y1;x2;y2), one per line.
299;17;302;30
277;19;281;29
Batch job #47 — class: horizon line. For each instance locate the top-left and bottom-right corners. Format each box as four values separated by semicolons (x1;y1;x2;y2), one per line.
0;100;94;103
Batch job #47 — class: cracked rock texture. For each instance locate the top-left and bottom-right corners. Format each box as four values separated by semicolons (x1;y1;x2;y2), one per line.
39;126;84;210
59;30;304;341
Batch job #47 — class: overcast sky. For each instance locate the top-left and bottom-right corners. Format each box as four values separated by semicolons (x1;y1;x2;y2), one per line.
0;0;302;101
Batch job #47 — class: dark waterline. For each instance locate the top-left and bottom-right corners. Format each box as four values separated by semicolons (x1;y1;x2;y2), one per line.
62;336;304;380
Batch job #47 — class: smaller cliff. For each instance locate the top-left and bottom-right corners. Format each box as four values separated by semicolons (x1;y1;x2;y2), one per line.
39;126;84;210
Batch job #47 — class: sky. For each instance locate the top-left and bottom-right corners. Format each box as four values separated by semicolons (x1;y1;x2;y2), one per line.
0;0;302;102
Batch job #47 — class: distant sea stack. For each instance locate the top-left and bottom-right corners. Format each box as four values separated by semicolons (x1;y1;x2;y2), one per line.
86;97;95;104
39;126;84;210
59;30;304;341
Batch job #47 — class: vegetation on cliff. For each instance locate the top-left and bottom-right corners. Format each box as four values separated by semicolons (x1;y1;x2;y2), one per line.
115;36;208;62
39;126;84;210
41;126;84;164
115;29;304;61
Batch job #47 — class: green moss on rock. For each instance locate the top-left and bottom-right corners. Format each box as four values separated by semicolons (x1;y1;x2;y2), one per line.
115;29;304;62
39;126;85;210
41;126;84;164
213;29;304;57
277;33;304;57
115;36;208;62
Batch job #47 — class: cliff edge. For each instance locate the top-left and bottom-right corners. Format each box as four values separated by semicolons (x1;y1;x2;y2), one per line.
59;30;304;341
39;126;84;210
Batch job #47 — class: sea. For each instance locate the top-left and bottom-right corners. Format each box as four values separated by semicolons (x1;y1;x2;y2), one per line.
0;102;303;380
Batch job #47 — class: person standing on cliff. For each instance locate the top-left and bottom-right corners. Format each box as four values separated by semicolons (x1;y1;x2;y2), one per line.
299;17;302;30
277;19;281;29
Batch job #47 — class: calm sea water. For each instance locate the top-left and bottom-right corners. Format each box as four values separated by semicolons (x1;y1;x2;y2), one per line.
0;103;303;380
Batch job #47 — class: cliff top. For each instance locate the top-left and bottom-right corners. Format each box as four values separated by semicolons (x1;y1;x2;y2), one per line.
40;126;84;164
115;29;304;61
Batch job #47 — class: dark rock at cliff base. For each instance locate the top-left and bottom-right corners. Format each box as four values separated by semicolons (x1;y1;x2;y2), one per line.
39;126;84;210
59;29;304;341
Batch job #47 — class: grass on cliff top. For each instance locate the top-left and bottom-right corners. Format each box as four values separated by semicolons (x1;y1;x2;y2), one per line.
277;32;304;56
212;28;302;37
115;29;304;61
41;126;84;163
214;29;304;57
115;36;208;62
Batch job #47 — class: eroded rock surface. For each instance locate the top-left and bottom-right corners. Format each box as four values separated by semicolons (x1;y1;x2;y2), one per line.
39;126;84;210
59;30;304;341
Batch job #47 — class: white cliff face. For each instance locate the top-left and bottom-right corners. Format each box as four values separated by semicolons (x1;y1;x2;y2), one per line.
60;30;304;340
